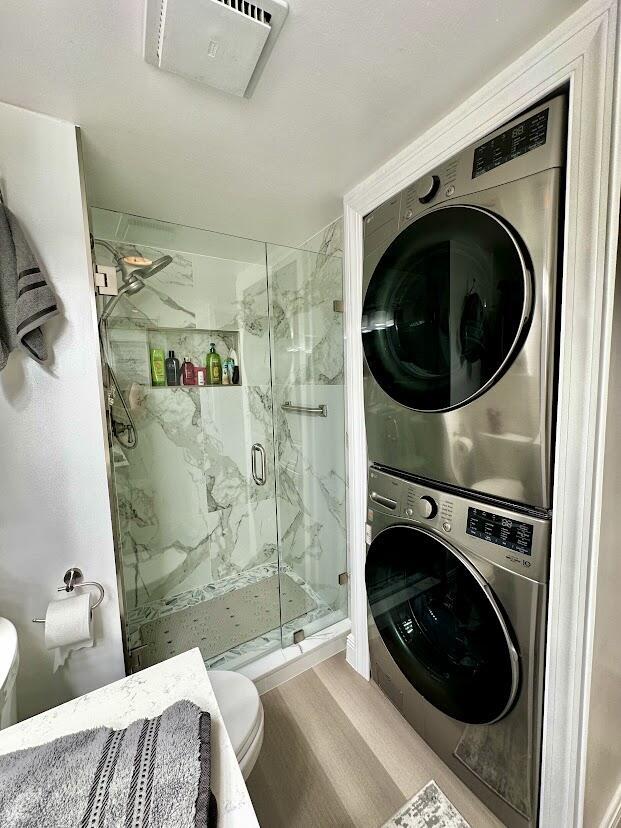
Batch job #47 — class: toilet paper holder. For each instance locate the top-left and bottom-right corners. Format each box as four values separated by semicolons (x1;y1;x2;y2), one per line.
32;567;105;623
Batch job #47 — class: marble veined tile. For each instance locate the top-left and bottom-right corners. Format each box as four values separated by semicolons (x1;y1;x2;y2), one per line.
299;217;343;258
268;239;347;622
269;247;344;386
192;257;271;386
274;386;347;612
113;383;278;609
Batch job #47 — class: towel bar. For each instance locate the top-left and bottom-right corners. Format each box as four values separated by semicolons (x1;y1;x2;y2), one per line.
281;401;328;417
32;567;105;623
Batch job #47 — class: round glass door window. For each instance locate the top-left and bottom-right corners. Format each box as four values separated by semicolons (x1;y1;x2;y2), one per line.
365;525;518;724
362;205;532;412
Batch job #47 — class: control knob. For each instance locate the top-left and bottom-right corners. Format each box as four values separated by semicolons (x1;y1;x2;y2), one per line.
417;496;438;519
417;175;440;204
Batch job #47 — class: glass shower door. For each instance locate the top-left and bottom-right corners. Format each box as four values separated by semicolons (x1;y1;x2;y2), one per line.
92;209;283;671
267;242;348;645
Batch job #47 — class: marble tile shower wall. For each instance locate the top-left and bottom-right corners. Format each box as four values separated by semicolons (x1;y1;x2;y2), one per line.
269;218;347;616
98;241;278;611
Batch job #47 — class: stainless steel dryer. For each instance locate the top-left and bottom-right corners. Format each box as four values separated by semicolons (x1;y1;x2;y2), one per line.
362;94;566;509
365;466;550;828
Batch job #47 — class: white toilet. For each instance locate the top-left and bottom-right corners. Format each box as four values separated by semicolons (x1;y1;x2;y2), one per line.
0;617;19;730
208;670;264;780
0;623;263;777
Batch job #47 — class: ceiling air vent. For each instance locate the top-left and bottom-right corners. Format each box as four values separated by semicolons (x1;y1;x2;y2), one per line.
143;0;288;98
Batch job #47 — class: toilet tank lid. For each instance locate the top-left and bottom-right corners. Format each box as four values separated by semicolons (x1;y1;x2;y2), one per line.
208;670;262;759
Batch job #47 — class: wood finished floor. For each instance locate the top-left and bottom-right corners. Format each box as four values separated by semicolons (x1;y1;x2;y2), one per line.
247;653;504;828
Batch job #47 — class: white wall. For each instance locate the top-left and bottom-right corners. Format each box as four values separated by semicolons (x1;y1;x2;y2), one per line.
584;241;621;828
0;100;125;720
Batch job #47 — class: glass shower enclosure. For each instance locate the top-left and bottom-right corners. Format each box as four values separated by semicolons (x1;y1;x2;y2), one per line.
91;208;347;672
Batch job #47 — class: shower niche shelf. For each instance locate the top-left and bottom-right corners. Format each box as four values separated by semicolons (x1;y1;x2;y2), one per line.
148;326;241;388
107;324;241;389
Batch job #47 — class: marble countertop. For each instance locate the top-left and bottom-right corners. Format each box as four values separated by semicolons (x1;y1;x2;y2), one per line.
0;648;259;828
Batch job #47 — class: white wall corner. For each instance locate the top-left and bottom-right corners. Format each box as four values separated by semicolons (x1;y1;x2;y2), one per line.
0;102;126;718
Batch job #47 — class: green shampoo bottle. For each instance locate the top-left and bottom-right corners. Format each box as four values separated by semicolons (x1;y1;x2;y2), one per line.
206;343;222;385
150;348;166;387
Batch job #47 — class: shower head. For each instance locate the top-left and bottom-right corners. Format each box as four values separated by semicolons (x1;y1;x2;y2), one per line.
94;239;173;324
94;239;173;287
118;254;173;283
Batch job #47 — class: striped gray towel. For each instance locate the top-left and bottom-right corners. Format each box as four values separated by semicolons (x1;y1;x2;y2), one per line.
0;699;217;828
0;203;59;370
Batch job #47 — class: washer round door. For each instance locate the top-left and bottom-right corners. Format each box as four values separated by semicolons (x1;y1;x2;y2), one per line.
365;524;519;724
362;205;532;412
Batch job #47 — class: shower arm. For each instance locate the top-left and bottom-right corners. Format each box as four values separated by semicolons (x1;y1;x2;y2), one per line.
94;238;123;263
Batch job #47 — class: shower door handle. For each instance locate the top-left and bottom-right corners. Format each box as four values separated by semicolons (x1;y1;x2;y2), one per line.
251;443;267;486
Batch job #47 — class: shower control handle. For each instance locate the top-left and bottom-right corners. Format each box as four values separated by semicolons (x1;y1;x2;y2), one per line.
251;443;267;486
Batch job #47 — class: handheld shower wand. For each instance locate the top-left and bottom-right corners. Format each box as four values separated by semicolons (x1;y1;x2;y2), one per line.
93;239;173;450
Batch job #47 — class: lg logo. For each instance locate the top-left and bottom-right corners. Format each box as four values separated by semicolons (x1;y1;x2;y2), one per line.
506;554;531;568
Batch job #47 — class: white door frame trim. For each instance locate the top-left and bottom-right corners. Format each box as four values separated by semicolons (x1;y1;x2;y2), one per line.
342;2;621;826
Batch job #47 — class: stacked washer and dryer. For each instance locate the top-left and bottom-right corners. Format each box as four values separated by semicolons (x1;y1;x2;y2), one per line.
362;95;566;828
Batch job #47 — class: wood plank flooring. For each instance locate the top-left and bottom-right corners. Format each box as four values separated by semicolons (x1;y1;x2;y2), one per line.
247;653;504;828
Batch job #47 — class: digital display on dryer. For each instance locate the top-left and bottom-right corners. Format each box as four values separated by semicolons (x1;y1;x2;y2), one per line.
466;508;533;555
472;108;549;178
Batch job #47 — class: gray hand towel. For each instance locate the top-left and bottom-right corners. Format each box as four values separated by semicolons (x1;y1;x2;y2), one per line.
0;699;217;828
0;204;59;370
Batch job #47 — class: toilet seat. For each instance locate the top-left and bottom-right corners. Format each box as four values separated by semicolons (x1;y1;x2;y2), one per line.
208;670;264;779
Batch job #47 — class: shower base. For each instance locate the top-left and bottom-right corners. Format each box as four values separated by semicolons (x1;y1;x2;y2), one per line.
128;563;335;672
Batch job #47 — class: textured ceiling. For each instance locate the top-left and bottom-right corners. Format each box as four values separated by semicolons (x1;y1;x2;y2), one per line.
0;0;585;245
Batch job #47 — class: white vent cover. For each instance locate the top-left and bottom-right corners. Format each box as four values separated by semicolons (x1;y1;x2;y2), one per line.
144;0;288;98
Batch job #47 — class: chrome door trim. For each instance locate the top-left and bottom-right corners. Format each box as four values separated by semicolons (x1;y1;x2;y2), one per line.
251;442;267;486
367;522;521;724
362;203;534;414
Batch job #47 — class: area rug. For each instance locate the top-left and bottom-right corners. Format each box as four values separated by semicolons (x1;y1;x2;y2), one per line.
381;780;471;828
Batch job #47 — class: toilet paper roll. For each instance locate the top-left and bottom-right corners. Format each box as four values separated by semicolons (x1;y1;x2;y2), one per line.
44;593;94;672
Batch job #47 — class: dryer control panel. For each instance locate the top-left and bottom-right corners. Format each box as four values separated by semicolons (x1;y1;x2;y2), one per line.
367;466;550;584
375;93;567;230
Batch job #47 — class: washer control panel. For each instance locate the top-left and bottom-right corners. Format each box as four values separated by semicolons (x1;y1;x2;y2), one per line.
367;466;550;583
466;507;534;555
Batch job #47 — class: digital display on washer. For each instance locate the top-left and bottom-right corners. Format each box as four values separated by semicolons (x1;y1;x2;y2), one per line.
466;508;533;555
472;108;549;178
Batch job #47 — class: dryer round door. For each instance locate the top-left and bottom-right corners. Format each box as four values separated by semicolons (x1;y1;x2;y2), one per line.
362;205;532;412
365;524;519;724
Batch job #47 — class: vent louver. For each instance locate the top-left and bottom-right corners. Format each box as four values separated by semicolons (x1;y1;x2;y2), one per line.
216;0;272;25
145;0;288;98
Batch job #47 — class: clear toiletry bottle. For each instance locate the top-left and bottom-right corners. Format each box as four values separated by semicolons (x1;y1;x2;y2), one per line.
229;348;240;385
206;343;222;385
222;349;234;386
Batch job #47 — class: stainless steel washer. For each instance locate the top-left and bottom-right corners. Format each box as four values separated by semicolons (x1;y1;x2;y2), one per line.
365;466;550;828
362;94;566;509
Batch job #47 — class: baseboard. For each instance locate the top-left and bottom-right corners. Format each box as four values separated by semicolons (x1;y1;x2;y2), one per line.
240;618;351;695
600;781;621;828
346;632;358;671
